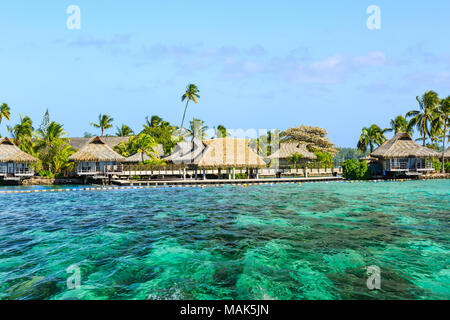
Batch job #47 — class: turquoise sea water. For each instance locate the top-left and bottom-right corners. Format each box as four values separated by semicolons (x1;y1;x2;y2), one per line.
0;180;449;300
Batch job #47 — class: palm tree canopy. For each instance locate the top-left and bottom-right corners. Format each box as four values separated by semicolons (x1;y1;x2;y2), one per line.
91;114;114;136
406;90;440;145
357;124;387;154
116;124;134;137
180;84;200;129
0;103;11;123
188;118;208;140
181;84;200;103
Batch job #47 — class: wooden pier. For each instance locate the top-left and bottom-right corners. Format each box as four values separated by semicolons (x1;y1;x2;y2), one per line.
112;176;344;187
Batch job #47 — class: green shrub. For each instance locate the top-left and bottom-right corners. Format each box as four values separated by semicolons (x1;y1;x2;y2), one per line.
130;175;141;180
432;159;442;172
38;170;54;179
444;162;450;173
235;173;248;179
342;159;370;180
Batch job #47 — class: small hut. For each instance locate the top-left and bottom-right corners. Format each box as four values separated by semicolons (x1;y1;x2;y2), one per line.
69;136;125;176
124;144;165;164
370;132;440;174
196;138;267;178
268;142;317;166
0;137;38;179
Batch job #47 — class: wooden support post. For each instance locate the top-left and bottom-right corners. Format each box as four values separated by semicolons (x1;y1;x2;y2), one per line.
203;169;206;180
233;168;236;180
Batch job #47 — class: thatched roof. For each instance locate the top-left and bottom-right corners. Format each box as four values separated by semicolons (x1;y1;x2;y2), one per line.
0;137;39;163
197;138;267;168
123;144;165;163
69;136;125;162
164;138;205;165
68;136;129;150
268;142;317;160
445;147;450;159
371;132;441;159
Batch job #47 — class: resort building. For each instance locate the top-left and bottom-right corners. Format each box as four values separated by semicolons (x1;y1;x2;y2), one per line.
445;148;450;162
68;136;129;150
69;136;125;178
268;142;317;166
124;144;165;164
165;137;267;179
164;138;205;165
370;132;440;176
0;137;38;180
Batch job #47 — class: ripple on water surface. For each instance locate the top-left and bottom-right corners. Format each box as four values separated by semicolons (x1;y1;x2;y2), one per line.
0;180;449;300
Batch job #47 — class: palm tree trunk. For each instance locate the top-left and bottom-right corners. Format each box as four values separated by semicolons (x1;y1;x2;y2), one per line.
442;121;447;173
180;100;189;129
101;127;104;137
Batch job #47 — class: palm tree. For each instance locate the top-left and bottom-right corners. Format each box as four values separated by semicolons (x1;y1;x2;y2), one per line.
115;124;134;137
134;134;158;163
142;115;178;154
216;125;228;138
188;118;208;140
287;153;304;168
357;124;388;154
10;115;34;145
407;90;440;146
35;121;68;171
180;84;200;129
0;103;11;135
387;115;412;135
433;96;450;172
91;114;114;136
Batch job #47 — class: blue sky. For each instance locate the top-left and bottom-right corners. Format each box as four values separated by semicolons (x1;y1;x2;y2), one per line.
0;1;449;147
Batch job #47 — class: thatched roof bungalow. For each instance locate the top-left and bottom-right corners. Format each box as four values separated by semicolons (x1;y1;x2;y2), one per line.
445;147;450;160
164;138;205;165
370;132;440;173
197;138;267;169
68;136;129;150
69;136;125;176
268;142;317;165
123;144;165;163
0;137;38;178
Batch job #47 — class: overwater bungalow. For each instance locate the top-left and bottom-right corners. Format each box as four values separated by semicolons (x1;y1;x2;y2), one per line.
123;144;165;164
0;137;38;181
164;138;205;165
69;136;125;178
370;132;440;176
268;142;317;166
165;137;266;179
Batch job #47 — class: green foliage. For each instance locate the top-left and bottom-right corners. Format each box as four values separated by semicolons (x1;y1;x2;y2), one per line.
357;124;388;154
432;159;442;172
130;175;141;180
342;159;371;180
445;162;450;173
91;114;114;136
235;173;247;179
116;124;134;137
286;152;304;168
114;133;158;162
39;170;54;179
141;115;179;154
334;147;359;162
180;84;200;128
314;152;333;167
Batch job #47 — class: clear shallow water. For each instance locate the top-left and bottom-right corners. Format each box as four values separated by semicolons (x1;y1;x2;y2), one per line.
0;180;448;300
